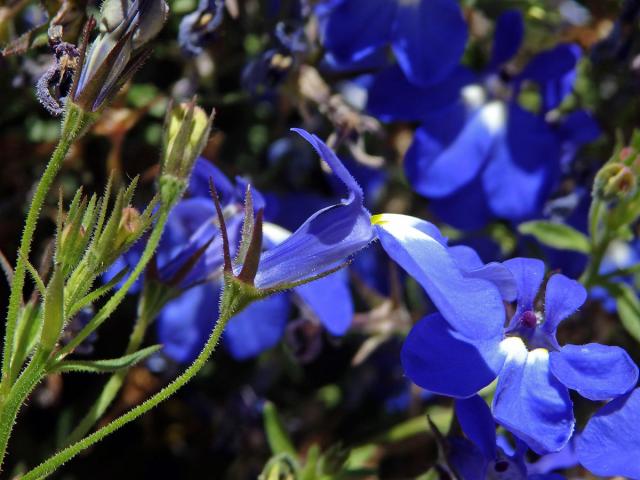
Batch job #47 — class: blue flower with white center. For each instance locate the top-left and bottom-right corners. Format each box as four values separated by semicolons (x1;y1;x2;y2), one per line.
368;10;599;230
576;387;640;479
398;255;638;454
317;0;468;87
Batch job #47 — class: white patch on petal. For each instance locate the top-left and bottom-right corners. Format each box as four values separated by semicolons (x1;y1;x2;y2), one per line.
263;222;291;246
527;348;550;365
479;102;506;134
606;240;635;268
372;214;441;245
499;336;527;364
461;85;486;109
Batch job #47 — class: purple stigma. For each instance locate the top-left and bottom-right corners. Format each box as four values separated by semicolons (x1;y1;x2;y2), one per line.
521;310;538;328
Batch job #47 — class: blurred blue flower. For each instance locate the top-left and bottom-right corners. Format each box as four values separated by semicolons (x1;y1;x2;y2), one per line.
318;0;468;87
370;10;599;229
576;387;640;478
178;0;224;56
400;256;638;454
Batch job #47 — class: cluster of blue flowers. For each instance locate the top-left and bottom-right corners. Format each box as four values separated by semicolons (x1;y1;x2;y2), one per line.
15;0;640;476
83;1;635;477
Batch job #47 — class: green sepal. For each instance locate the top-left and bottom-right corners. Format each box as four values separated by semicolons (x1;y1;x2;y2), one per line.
518;221;590;254
263;401;296;457
47;345;162;374
40;265;65;356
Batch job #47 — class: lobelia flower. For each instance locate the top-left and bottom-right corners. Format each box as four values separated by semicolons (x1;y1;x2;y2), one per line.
368;10;600;230
156;134;370;361
576;387;640;479
450;395;571;479
399;254;638;453
69;0;169;112
178;0;224;56
317;0;468;87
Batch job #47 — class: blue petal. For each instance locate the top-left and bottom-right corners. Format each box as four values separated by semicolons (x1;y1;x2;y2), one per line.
375;214;507;339
157;284;220;364
549;343;638;400
320;0;395;64
294;269;353;335
367;66;475;122
576;388;640;478
254;131;373;288
406;102;507;198
178;0;224;56
528;437;579;475
517;44;581;111
503;257;546;323
188;157;236;202
488;10;524;70
448;438;488;480
391;0;467;87
541;273;586;336
428;176;495;230
224;293;290;360
401;313;505;398
481;104;562;221
455;395;497;460
450;246;517;302
492;338;575;454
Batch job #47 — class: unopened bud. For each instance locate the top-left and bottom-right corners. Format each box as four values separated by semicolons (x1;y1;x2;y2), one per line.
160;101;214;205
114;207;142;249
594;163;637;201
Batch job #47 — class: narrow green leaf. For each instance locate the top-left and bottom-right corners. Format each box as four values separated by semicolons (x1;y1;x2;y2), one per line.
263;401;296;457
518;221;591;253
613;283;640;343
49;345;162;374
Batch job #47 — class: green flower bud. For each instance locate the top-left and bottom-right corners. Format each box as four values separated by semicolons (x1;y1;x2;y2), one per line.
113;206;143;250
594;163;637;201
40;267;65;356
160;100;214;205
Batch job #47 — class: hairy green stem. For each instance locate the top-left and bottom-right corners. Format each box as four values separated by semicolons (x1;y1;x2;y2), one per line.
1;105;91;392
0;349;48;471
21;278;246;480
65;284;166;444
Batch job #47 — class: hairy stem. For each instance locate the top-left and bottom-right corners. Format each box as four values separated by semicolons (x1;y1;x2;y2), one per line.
22;278;246;480
1;105;91;392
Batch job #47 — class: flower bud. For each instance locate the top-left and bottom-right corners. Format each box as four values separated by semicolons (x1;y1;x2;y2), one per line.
594;163;637;201
114;206;143;250
160;101;214;205
70;0;169;112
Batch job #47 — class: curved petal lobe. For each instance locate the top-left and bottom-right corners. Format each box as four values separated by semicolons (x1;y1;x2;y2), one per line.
549;343;638;400
401;314;505;398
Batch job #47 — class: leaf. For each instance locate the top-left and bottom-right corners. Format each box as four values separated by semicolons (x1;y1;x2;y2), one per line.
263;401;296;457
49;345;162;374
518;221;590;254
612;283;640;343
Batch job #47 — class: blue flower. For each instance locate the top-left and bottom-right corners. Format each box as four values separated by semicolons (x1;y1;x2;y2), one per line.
157;127;376;361
399;255;638;454
318;0;468;87
451;395;571;479
576;387;640;479
369;10;599;229
250;129;375;289
178;0;224;56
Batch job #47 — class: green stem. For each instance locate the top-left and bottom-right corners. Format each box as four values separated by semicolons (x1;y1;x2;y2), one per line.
1;105;92;392
0;349;48;471
21;278;246;480
65;283;167;444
